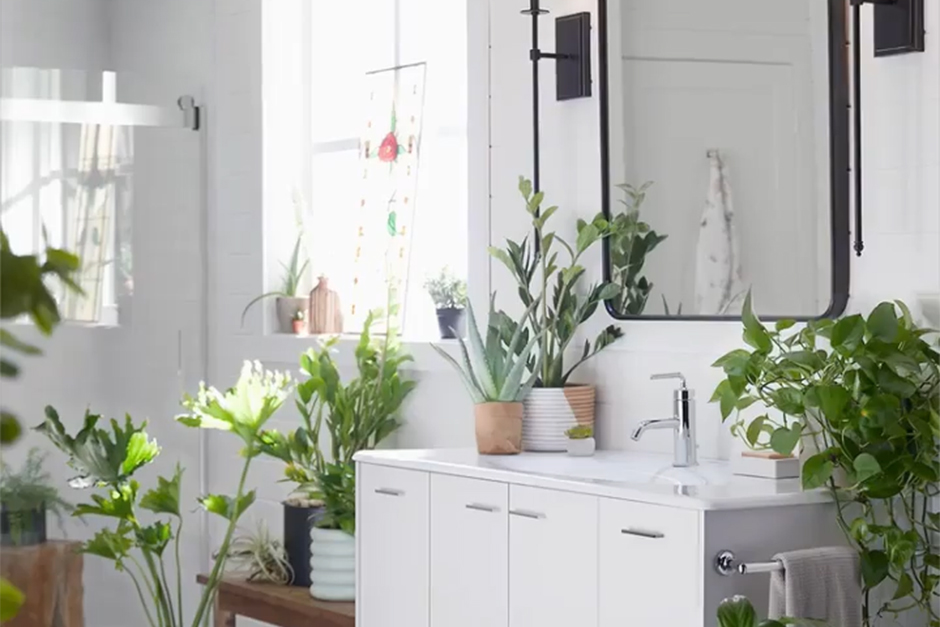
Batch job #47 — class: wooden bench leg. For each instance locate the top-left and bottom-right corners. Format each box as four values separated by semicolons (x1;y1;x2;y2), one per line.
215;595;236;627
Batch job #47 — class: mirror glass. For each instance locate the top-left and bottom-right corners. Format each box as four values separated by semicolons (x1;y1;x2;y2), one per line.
601;0;849;320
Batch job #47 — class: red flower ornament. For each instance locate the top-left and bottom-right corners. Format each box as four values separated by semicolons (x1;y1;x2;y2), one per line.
378;132;399;163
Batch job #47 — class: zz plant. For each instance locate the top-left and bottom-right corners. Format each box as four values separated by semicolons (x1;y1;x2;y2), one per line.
488;176;623;388
713;297;940;626
261;311;416;534
35;361;293;627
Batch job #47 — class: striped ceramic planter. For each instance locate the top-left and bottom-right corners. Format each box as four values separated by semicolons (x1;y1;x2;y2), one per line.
309;528;355;601
522;385;596;452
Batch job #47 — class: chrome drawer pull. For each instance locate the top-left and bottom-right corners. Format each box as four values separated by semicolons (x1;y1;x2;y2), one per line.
374;487;404;497
509;509;545;520
465;503;499;513
621;528;665;539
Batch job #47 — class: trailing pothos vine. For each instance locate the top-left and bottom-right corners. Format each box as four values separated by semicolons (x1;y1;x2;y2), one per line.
713;296;940;626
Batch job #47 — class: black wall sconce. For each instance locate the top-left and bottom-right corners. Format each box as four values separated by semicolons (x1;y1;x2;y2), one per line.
521;0;592;213
851;0;924;256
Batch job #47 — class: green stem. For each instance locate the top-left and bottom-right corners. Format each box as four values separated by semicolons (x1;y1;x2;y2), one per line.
174;519;184;627
141;549;171;627
129;555;163;626
159;550;177;627
126;563;159;627
190;450;254;627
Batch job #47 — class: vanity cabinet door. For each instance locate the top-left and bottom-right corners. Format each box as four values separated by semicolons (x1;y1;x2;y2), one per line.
509;485;598;627
598;498;701;627
357;463;430;627
430;474;508;627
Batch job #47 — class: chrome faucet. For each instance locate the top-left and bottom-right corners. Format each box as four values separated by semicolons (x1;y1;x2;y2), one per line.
631;372;697;467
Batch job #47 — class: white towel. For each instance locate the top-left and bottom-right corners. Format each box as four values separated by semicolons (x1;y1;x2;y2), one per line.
768;547;862;627
695;150;744;315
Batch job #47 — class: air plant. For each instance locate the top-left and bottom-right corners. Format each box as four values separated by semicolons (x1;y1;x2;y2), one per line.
224;520;293;585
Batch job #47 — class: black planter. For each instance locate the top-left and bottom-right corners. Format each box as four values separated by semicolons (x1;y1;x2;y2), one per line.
436;308;466;340
283;501;325;588
0;505;46;547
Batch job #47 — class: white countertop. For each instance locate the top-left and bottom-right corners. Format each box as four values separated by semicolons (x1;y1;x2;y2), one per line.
354;448;831;511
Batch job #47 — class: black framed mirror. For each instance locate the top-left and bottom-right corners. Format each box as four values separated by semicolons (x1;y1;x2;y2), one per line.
599;0;850;321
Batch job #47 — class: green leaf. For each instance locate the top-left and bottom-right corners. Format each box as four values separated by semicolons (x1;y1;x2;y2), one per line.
122;430;160;477
860;550;889;588
0;578;24;622
0;360;17;377
199;490;256;521
741;292;772;353
876;366;917;397
802;452;833;489
830;315;865;353
81;528;133;563
717;595;758;627
0;412;22;445
0;329;40;355
775;319;796;332
893;572;913;600
73;482;139;521
852;453;881;483
576;223;600;254
867;302;899;343
139;465;183;517
769;424;801;456
712;350;752;377
135;521;172;556
745;415;769;447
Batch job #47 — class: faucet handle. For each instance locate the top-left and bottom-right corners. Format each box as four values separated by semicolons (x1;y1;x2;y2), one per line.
650;372;687;388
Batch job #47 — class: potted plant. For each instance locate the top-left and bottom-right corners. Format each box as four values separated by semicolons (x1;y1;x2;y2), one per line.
431;297;542;454
260;310;416;599
241;233;310;333
291;309;307;335
717;595;824;627
489;176;623;451
0;448;72;546
564;424;595;457
713;297;939;626
35;360;293;627
424;268;467;339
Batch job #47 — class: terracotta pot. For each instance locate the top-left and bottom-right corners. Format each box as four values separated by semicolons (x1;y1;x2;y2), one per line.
474;402;523;455
276;297;308;334
522;385;596;452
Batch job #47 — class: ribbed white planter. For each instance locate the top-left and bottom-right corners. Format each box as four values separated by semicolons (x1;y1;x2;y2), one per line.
522;386;596;452
309;527;355;601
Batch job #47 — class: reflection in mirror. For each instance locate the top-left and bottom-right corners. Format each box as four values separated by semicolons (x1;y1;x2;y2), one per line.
600;0;849;320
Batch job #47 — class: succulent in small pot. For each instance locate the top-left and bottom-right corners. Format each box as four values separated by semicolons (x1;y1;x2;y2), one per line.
0;448;72;547
565;425;595;457
432;297;543;455
291;309;307;336
424;267;467;339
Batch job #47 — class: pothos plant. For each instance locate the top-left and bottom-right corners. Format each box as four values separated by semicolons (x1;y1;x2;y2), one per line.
713;296;940;626
488;176;623;388
35;361;293;627
261;310;416;534
717;596;826;627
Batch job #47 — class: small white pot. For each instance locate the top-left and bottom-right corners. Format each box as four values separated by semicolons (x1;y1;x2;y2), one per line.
566;437;596;457
309;527;355;601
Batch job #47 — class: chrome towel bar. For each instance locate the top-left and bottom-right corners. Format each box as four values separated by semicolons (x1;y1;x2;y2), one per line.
715;550;784;576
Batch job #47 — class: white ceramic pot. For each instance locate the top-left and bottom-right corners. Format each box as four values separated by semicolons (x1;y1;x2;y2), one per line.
523;386;596;452
566;437;596;457
309;527;355;601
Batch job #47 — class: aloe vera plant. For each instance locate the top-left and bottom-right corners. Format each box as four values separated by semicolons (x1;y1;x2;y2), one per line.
432;297;542;403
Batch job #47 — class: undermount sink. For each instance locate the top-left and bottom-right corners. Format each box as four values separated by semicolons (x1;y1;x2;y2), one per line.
479;451;731;488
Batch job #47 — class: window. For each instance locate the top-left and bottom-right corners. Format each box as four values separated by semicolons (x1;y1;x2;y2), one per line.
291;0;469;340
0;69;132;325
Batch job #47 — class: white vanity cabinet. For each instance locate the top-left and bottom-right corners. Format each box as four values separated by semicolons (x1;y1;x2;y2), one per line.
357;464;429;627
355;450;840;627
508;485;598;627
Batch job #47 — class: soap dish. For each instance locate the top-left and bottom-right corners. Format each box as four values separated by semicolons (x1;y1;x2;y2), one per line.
732;452;800;480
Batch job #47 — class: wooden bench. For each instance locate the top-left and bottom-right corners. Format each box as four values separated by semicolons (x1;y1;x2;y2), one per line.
197;575;355;627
